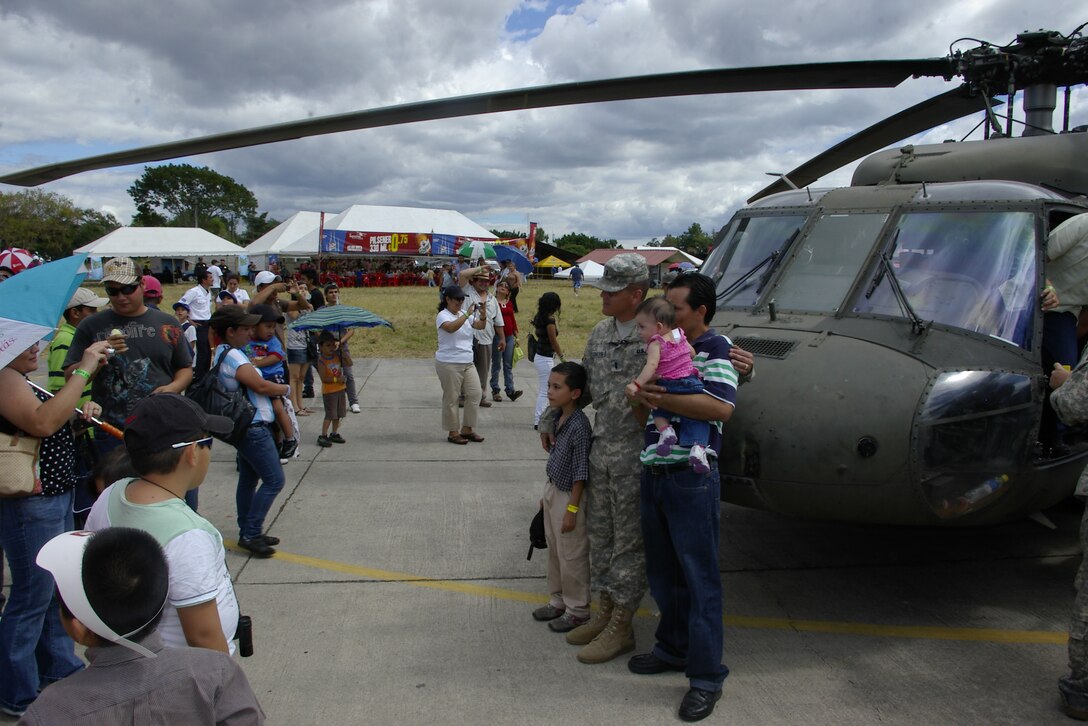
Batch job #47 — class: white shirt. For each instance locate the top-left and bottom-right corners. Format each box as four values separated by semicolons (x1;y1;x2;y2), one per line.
464;287;502;345
215;345;274;423
229;287;251;305
436;308;476;363
207;265;222;287
179;284;213;322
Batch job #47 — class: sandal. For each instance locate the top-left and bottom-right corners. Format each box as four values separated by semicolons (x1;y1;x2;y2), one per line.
447;434;469;445
461;432;485;443
297;408;312;416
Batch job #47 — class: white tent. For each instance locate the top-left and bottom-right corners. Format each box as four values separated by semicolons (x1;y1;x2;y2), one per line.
554;260;605;280
279;204;496;255
244;211;322;257
77;227;245;258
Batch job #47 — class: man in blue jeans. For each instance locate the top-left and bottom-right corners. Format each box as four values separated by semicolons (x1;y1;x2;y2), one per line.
626;272;738;723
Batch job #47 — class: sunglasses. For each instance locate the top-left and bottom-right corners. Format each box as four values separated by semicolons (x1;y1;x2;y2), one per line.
105;283;140;296
171;436;214;450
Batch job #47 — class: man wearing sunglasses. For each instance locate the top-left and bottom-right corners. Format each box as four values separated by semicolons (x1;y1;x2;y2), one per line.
63;257;194;464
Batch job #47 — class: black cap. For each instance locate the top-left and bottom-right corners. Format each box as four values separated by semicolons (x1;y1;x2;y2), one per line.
210;305;261;331
441;285;466;300
217;290;237;303
124;393;233;456
250;303;285;324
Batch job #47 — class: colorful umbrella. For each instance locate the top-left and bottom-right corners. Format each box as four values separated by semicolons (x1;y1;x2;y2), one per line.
0;253;88;369
287;305;395;333
669;261;697;271
457;240;497;260
493;244;533;275
0;248;35;273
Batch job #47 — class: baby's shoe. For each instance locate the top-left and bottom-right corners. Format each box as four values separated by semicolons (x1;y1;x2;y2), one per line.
689;444;710;474
656;425;678;456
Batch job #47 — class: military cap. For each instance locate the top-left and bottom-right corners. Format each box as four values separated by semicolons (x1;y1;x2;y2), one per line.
589;253;650;292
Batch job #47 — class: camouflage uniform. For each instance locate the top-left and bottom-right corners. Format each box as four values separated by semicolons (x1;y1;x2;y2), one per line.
1050;356;1088;714
540;255;649;610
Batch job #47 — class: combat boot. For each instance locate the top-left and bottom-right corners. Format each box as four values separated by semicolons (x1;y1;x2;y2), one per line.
565;591;613;646
576;604;635;664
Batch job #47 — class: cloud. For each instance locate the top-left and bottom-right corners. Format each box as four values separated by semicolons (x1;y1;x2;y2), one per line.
1;0;1085;243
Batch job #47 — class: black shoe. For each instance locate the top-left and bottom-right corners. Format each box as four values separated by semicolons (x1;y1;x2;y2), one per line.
303;389;315;399
279;439;298;459
328;433;346;444
678;688;722;722
508;390;523;401
238;537;276;558
258;534;280;546
628;652;686;675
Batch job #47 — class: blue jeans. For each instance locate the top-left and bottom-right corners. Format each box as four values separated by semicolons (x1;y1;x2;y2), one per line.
653;376;709;448
490;334;516;395
640;464;729;692
0;491;84;712
235;424;286;540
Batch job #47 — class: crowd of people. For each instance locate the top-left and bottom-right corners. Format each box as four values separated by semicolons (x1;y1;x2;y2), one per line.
11;239;1088;723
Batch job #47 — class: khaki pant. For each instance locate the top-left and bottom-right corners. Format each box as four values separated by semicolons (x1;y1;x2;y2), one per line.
473;341;492;400
435;360;480;432
542;480;590;618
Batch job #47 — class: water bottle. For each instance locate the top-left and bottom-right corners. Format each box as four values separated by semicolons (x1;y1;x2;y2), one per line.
958;474;1009;510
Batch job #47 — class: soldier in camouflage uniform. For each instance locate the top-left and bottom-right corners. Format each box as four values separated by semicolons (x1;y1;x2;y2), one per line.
1052;357;1088;720
539;253;651;664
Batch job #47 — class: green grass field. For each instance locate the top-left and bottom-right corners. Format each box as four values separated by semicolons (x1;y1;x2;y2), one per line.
160;279;604;359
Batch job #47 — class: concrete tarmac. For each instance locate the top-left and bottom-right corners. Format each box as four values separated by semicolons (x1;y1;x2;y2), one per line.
4;357;1082;724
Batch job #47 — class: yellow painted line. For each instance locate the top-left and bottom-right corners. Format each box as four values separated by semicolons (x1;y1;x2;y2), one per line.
230;542;1068;646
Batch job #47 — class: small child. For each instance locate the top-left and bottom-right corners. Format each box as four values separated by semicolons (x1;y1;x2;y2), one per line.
625;297;711;473
532;361;592;633
316;331;347;447
173;301;197;359
245;304;299;461
29;527;265;724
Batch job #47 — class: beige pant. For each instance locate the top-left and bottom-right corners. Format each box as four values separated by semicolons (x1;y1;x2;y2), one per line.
435;360;480;432
542;480;590;618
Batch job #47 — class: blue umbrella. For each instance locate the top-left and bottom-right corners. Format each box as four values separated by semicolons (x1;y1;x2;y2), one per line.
494;244;533;275
287;305;395;333
0;253;88;369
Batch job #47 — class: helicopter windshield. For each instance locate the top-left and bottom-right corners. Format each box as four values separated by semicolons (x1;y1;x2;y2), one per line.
702;215;807;307
851;211;1038;349
770;213;889;312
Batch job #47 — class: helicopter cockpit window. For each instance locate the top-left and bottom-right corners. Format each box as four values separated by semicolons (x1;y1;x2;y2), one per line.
851;211;1038;349
702;215;808;307
770;213;888;312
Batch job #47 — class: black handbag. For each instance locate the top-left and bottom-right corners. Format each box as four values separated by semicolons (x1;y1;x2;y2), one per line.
526;333;538;363
527;505;547;560
186;348;256;447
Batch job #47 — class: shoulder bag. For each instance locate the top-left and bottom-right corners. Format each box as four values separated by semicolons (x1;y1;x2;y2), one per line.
187;348;256;447
0;430;42;497
526;333;537;363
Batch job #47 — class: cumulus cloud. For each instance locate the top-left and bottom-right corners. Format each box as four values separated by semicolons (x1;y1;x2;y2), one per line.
0;0;1085;243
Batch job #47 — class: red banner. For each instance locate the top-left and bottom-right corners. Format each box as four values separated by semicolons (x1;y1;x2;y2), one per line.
341;231;434;255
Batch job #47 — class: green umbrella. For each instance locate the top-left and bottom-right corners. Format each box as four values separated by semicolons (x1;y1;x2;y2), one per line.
287;305;395;333
457;240;497;260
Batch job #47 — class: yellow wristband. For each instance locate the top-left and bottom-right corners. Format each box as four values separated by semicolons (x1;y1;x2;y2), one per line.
566;504;579;514
73;368;92;381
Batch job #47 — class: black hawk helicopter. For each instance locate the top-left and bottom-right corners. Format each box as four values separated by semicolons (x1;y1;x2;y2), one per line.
3;26;1087;526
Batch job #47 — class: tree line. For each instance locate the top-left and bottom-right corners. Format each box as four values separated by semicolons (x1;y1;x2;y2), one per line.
0;163;717;260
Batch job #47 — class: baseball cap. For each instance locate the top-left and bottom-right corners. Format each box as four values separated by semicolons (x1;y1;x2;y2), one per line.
36;530;166;659
66;287;108;310
172;301;190;312
217;290;238;303
250;303;285;324
124;393;233;457
441;285;467;300
142;275;163;300
254;271;281;286
588;253;650;292
210;304;262;330
101;257;140;285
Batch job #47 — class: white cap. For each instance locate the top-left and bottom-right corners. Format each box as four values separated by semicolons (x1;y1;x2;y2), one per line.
254;271;281;286
36;531;161;659
67;287;108;310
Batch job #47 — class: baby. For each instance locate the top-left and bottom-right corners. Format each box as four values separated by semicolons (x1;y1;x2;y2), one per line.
625;297;711;473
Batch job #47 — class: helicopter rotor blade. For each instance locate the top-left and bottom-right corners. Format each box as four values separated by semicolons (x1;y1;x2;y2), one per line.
747;85;1001;202
0;59;952;187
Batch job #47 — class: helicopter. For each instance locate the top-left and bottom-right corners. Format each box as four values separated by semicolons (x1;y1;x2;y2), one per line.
2;25;1087;526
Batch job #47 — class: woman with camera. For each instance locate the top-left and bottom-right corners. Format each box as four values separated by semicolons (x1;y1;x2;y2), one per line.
0;337;111;717
435;285;488;444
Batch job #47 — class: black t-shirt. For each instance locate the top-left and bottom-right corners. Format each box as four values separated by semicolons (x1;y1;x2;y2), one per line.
63;308;193;427
534;316;557;357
